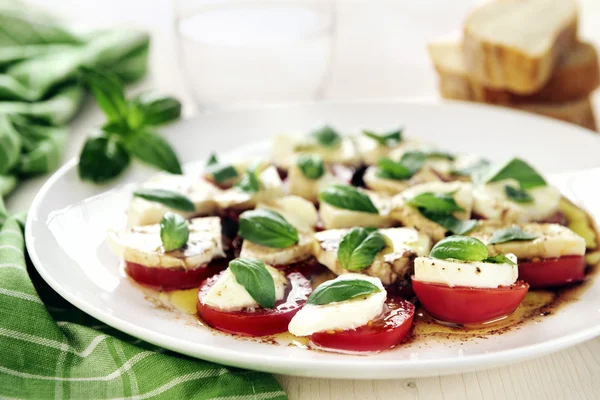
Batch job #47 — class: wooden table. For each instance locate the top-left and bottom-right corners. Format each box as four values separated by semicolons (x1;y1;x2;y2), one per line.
12;1;600;399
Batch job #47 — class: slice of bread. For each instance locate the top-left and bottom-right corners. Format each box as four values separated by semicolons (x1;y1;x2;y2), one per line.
463;0;579;94
429;41;600;104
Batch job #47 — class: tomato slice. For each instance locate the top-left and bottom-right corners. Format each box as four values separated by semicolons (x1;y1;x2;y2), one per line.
518;255;586;289
412;278;529;325
310;296;415;353
197;271;312;336
126;260;227;291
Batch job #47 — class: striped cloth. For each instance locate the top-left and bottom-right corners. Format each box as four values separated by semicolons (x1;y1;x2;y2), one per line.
0;203;287;399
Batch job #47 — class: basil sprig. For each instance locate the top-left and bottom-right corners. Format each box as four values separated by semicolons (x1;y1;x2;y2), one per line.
205;153;238;184
235;168;260;193
307;279;381;306
160;212;189;251
297;154;325;180
479;158;547;189
488;226;538;245
338;228;387;271
421;211;478;235
377;151;426;180
239;209;299;248
78;67;182;183
310;125;341;148
430;235;516;265
362;128;402;148
319;184;379;214
133;188;195;212
505;185;534;204
407;192;464;213
229;258;276;308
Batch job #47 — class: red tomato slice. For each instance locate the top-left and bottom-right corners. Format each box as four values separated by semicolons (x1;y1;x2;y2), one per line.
412;278;529;325
126;260;227;291
518;255;586;289
310;296;415;353
197;271;312;336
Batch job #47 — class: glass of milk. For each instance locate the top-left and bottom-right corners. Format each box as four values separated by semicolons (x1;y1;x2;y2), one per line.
174;0;335;109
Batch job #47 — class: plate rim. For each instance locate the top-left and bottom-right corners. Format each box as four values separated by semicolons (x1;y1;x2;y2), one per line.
25;100;600;379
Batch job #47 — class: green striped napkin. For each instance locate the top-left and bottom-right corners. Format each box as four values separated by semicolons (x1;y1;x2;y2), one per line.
0;2;287;398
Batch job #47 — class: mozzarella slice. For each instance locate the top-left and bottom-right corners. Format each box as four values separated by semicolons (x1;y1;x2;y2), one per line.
273;134;362;170
288;274;386;336
363;165;442;195
288;165;343;203
354;136;425;166
215;166;284;211
127;172;220;227
472;179;561;223
240;232;315;266
107;217;225;269
390;181;473;242
202;266;288;311
320;189;394;229
469;221;586;259
256;195;318;232
313;228;431;284
414;254;518;288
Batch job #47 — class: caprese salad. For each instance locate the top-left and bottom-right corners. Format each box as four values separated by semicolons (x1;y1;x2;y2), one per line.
107;125;598;353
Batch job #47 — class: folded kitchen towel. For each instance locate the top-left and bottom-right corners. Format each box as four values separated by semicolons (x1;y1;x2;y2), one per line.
0;2;287;398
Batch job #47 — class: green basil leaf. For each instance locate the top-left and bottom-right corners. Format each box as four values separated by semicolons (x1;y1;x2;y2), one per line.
425;150;455;161
505;185;534;204
400;151;427;172
160;212;189;251
376;157;413;180
319;184;379;214
451;159;491;177
78;134;130;183
206;153;218;166
133;188;195;212
230;258;275;308
239;209;299;248
421;211;477;235
297;154;324;180
127;130;183;174
310;125;341;148
407;192;464;214
488;226;538;245
130;90;182;127
480;157;547;189
362;128;403;148
430;235;488;261
235;168;260;193
209;164;238;184
307;279;381;305
79;67;128;124
483;254;516;265
338;228;387;271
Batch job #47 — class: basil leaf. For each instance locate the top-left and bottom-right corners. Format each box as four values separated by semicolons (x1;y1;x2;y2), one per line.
488;226;538;245
307;279;381;305
297;154;325;180
310;125;341;148
130;90;182;127
78;134;130;183
230;258;275;308
362;128;402;147
425;150;455;161
505;185;534;204
480;157;547;189
484;254;516;265
133;188;195;212
430;235;488;261
421;211;477;235
451;159;491;177
239;209;299;248
204;154;238;183
319;184;379;214
79;67;128;124
407;192;464;214
235;168;260;193
338;228;387;271
127;130;183;174
160;212;189;251
376;157;413;180
206;153;218;166
401;151;427;172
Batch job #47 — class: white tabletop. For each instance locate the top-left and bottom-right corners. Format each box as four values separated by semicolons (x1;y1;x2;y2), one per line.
11;1;600;399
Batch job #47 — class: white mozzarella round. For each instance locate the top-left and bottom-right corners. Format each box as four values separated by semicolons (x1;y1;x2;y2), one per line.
257;195;318;232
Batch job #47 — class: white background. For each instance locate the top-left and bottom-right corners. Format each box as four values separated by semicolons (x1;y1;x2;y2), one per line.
11;1;600;399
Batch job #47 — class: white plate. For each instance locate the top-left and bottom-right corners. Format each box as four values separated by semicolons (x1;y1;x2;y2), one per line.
27;100;600;379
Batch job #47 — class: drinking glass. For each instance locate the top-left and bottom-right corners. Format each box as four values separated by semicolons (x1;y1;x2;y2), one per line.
174;0;335;109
